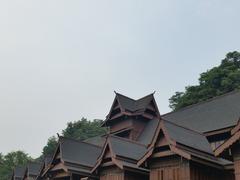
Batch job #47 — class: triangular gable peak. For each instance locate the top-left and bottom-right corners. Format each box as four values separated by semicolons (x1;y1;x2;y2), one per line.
105;95;124;122
92;135;149;176
103;92;161;141
42;141;70;179
104;92;160;124
36;157;51;180
138;120;190;166
138;120;225;169
44;137;100;179
23;162;42;180
91;136;123;174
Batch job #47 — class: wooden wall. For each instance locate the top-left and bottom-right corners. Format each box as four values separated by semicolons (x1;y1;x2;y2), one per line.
99;166;149;180
149;156;190;180
190;162;234;180
100;167;124;180
149;156;234;180
124;171;148;180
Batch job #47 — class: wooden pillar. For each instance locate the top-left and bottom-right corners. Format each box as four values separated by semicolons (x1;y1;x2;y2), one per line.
180;159;190;180
233;143;240;180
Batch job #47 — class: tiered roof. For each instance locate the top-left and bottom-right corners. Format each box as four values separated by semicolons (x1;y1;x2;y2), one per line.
14;90;240;179
104;92;160;126
92;135;149;174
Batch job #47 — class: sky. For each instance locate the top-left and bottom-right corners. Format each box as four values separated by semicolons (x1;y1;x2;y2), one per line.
0;0;240;158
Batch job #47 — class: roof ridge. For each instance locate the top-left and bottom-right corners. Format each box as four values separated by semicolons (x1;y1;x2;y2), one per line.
59;136;102;148
116;92;154;102
84;134;106;141
162;89;240;117
162;119;206;136
115;92;136;101
136;93;154;101
109;135;147;147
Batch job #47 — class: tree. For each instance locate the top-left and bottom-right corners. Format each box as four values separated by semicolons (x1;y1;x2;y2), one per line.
62;118;107;140
169;51;240;110
41;118;107;157
0;151;32;180
0;153;3;165
42;136;58;157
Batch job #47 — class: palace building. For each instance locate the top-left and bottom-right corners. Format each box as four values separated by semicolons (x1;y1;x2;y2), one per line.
12;91;240;180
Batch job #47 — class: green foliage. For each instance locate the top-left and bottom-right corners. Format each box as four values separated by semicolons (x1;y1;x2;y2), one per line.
0;153;3;165
169;51;240;110
42;118;107;157
62;118;107;140
42;136;58;157
0;151;32;180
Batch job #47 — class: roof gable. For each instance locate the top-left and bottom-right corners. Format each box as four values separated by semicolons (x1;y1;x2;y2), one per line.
23;162;42;179
92;135;148;174
104;92;160;126
36;156;52;180
137;120;221;166
43;137;102;179
91;136;122;173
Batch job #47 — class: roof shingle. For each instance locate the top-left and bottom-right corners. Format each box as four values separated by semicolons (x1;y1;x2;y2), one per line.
162;90;240;133
60;137;102;167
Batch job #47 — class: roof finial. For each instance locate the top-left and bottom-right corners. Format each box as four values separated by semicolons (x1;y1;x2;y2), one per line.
57;133;60;138
114;91;117;94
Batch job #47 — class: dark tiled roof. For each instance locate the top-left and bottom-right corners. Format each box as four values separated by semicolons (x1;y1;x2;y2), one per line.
116;93;136;111
14;166;26;178
116;93;154;112
84;136;106;147
137;119;159;146
109;136;147;161
60;137;102;167
163;120;213;154
162;90;240;133
44;156;52;167
27;162;42;176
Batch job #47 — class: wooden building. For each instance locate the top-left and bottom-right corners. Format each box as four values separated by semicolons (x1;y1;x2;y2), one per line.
11;166;26;180
36;156;52;180
23;162;42;180
40;137;102;180
22;91;240;179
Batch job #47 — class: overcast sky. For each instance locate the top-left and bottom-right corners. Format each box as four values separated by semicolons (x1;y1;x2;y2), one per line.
0;0;240;158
